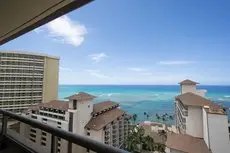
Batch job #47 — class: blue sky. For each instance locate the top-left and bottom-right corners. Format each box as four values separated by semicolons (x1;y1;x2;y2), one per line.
1;0;230;85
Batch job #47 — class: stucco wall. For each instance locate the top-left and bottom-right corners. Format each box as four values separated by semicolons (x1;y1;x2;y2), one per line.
207;113;230;153
71;100;93;153
181;85;196;94
42;57;59;103
90;129;104;142
186;107;203;138
202;108;209;148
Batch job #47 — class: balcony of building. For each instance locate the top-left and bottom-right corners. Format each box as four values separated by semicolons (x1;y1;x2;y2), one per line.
0;109;129;153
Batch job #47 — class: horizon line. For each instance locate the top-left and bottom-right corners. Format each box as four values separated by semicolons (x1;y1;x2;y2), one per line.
58;84;230;86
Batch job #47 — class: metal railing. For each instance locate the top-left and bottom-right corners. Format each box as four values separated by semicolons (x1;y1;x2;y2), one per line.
0;109;129;153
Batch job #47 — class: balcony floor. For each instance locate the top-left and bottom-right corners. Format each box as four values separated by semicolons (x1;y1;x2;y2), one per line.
0;136;34;153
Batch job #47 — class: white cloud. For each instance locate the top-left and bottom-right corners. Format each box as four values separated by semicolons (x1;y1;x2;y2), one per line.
60;66;73;72
157;61;195;65
129;68;147;72
35;15;87;47
85;70;111;78
88;53;108;63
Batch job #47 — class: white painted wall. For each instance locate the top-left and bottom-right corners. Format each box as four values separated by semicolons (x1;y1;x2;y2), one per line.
19;113;69;153
202;108;209;148
186;107;203;138
207;113;230;153
71;99;93;153
89;129;104;142
195;90;206;97
181;85;196;94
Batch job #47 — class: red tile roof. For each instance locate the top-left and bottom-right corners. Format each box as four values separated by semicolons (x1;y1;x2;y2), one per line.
179;79;199;85
38;100;69;111
93;101;119;114
176;92;219;108
85;108;125;130
65;92;96;100
166;133;211;153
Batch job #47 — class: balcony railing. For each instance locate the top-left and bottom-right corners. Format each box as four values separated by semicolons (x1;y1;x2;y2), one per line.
0;109;129;153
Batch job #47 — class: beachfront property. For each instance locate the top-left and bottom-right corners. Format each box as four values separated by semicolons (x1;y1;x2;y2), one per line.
19;92;130;153
166;79;230;153
0;51;59;114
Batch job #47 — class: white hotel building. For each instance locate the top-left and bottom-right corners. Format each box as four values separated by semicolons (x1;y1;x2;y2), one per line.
20;92;130;153
166;79;230;153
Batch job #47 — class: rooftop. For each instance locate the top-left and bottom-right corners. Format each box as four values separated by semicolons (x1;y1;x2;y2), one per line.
65;92;97;101
166;133;211;153
85;108;125;130
176;92;221;109
0;50;60;59
38;100;69;111
179;79;199;85
93;101;119;114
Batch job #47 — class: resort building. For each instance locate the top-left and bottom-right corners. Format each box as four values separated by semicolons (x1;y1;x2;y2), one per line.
0;51;59;114
166;79;230;153
20;92;130;153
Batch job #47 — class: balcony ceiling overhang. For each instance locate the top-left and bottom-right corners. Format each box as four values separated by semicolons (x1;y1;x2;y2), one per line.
0;0;92;45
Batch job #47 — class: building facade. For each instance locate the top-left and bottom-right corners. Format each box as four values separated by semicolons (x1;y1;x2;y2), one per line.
166;79;230;153
20;92;130;153
0;51;59;114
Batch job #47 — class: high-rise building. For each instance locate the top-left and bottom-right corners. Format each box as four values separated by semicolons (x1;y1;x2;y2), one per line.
166;79;230;153
0;51;59;114
20;92;130;153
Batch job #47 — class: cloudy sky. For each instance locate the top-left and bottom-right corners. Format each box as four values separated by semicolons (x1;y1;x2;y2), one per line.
1;0;230;85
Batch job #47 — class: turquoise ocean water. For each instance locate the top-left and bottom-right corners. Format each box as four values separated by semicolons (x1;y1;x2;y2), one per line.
58;85;230;123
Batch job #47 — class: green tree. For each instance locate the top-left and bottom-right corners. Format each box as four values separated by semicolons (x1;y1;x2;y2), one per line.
124;126;165;153
143;135;155;151
156;113;160;121
144;112;150;120
132;114;137;124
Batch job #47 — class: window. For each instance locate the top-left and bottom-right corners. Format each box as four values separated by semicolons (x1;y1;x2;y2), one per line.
42;118;47;121
30;138;35;142
30;129;36;133
42;132;47;136
57;122;61;125
30;133;36;138
41;137;46;141
87;132;90;136
88;105;90;108
73;100;77;109
31;115;37;119
41;142;46;146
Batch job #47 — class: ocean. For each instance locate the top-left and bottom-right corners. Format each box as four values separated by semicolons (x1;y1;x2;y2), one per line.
58;85;230;123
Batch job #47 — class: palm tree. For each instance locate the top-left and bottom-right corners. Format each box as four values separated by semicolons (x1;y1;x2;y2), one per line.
169;115;174;120
158;130;167;142
156;113;160;121
132;114;137;124
146;114;150;120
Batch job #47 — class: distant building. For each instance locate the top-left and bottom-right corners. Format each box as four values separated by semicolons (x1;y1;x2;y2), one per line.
166;79;230;153
0;51;59;114
20;92;130;153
